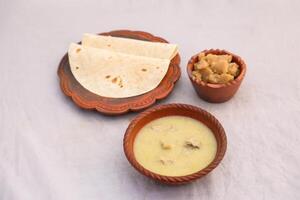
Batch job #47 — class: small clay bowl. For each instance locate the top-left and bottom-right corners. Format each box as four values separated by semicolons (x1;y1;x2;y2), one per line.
123;103;227;184
187;49;246;103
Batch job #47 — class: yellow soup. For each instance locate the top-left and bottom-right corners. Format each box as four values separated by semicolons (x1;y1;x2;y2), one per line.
134;116;217;176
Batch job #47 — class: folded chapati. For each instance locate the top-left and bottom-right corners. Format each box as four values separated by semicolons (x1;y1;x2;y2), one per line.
82;33;178;60
68;43;170;98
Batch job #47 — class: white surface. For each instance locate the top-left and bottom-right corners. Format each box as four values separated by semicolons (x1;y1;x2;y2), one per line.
0;0;300;199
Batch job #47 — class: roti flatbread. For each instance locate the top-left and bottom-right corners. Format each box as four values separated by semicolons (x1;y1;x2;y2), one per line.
82;33;178;60
68;43;170;98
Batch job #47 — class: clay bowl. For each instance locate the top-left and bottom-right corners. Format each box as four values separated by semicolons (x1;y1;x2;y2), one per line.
123;103;227;184
187;49;246;103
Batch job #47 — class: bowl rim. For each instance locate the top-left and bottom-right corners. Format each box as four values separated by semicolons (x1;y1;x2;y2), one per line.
123;103;227;184
187;49;246;89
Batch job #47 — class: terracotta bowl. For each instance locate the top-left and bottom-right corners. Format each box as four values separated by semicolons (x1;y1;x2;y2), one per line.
187;49;246;103
123;103;227;184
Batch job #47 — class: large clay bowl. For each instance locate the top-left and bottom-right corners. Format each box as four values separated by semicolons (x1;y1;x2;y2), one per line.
123;103;227;184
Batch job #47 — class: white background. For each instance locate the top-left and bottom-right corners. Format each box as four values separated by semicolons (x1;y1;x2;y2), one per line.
0;0;299;199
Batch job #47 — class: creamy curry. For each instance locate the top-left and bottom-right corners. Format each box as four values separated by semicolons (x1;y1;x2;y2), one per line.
134;116;217;176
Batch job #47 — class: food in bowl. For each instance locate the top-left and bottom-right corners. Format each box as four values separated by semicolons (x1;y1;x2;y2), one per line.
192;53;240;84
134;115;217;176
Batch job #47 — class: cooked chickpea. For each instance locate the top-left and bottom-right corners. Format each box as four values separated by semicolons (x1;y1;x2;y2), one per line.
210;60;228;74
228;63;239;77
197;52;206;61
194;60;209;70
192;71;202;81
219;74;234;83
199;67;213;82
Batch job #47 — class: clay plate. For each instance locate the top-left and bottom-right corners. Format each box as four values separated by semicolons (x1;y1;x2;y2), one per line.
123;103;227;184
58;30;181;115
187;49;246;103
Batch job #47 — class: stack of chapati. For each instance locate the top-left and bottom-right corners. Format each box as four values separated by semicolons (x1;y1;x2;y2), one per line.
68;34;178;98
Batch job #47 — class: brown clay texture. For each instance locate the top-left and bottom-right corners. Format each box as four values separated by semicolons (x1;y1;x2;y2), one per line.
58;30;181;115
187;49;246;103
123;103;227;184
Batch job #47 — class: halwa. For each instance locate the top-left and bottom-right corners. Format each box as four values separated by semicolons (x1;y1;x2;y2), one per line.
192;53;240;84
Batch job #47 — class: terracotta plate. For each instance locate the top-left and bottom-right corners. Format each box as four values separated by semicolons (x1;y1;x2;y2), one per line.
57;30;181;115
